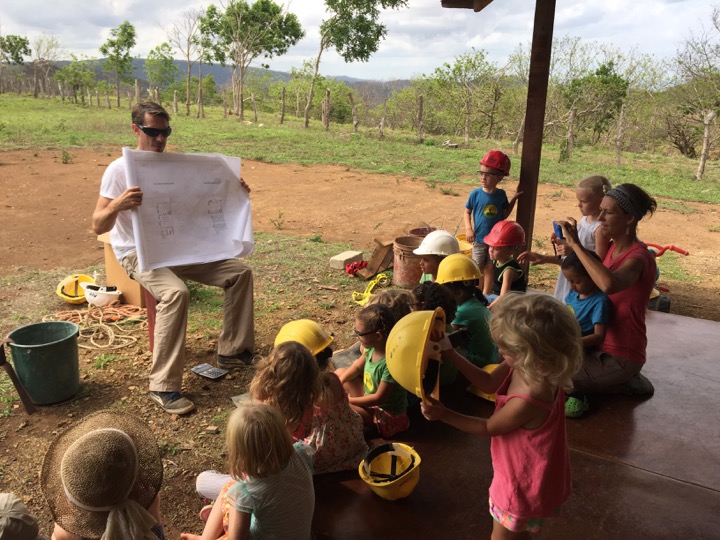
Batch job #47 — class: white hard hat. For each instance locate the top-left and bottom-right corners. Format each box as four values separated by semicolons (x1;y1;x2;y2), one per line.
413;230;460;256
80;283;122;307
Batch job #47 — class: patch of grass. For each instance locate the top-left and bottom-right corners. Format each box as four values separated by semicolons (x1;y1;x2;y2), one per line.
710;225;720;233
269;211;285;230
656;252;696;283
660;200;697;215
94;353;118;369
440;187;459;196
1;95;716;204
0;377;17;417
309;233;324;243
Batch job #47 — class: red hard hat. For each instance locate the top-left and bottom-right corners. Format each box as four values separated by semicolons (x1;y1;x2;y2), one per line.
483;220;525;247
480;150;511;176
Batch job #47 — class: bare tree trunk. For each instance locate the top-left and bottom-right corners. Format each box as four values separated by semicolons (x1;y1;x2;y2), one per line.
464;98;471;147
105;91;111;109
417;95;424;143
87;90;92;106
127;91;132;109
251;93;258;123
223;94;228;118
185;62;192;116
513;114;525;154
566;107;576;160
95;89;100;108
295;90;300;117
232;69;240;116
304;39;326;128
696;110;716;181
379;99;387;139
615;103;626;167
348;92;359;133
135;79;141;105
153;87;160;103
280;87;286;125
173;90;178;114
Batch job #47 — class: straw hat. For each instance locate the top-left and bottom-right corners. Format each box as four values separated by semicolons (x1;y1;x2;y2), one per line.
40;410;163;539
0;493;45;540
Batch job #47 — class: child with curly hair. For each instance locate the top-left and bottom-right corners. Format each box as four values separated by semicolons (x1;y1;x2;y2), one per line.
422;293;583;537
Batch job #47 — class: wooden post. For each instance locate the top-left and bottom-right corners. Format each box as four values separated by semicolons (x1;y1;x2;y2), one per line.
615;103;625;167
223;94;228;118
135;79;141;105
173;90;178;114
417;95;424;143
515;0;556;260
251;93;258;123
379;99;387;139
322;88;331;131
280;86;286;125
348;92;358;133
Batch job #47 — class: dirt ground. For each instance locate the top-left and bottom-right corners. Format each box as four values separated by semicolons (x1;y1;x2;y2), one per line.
1;148;719;538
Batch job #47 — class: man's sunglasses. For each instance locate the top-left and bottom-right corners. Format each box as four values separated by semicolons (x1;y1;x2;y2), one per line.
135;124;172;138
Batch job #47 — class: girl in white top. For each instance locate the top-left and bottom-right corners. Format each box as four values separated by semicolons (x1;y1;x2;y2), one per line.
519;175;611;302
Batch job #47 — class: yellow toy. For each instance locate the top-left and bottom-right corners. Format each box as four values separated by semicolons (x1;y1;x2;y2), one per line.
351;273;391;306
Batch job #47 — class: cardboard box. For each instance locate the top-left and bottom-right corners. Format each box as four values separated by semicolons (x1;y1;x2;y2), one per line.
97;233;145;307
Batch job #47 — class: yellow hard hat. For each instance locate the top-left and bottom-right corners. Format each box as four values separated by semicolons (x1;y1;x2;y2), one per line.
386;308;445;402
467;364;500;402
274;319;333;356
359;442;421;500
56;274;95;304
435;253;482;284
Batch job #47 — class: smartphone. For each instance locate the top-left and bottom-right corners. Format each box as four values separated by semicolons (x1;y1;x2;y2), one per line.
553;221;564;240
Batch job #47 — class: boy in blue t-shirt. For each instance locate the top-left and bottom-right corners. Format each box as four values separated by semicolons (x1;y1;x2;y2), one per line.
561;251;609;350
463;149;521;294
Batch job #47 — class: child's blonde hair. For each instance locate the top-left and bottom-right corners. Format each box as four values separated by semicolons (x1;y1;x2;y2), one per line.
367;289;413;322
577;175;611;199
489;293;582;387
226;403;293;479
250;341;322;432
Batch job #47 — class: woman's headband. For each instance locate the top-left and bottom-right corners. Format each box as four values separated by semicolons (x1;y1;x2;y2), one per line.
605;186;645;221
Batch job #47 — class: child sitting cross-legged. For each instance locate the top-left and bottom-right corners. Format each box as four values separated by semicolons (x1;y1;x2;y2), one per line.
336;303;409;438
181;403;315;540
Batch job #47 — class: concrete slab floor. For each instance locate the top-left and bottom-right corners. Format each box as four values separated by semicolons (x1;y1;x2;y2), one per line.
312;311;720;539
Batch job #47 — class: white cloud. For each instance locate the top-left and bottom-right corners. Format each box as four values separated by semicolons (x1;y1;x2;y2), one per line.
0;0;714;80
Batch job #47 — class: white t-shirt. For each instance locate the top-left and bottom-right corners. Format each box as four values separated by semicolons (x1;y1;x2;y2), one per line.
99;155;137;262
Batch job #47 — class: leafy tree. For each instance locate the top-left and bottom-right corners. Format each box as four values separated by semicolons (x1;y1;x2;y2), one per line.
303;0;409;128
673;6;720;179
145;42;179;91
54;55;96;104
0;34;31;93
203;0;303;120
427;48;500;145
99;20;137;107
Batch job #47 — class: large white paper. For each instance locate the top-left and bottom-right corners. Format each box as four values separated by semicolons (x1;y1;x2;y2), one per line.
123;148;254;272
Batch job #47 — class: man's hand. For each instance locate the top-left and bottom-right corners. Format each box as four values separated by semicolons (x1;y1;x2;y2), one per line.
114;186;143;211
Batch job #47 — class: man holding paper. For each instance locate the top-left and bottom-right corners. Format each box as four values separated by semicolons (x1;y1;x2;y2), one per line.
91;101;256;415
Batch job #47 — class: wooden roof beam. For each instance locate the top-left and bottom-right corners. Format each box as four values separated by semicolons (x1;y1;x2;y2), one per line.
440;0;493;12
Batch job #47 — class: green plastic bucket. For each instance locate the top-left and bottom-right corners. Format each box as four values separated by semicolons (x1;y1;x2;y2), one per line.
7;321;80;405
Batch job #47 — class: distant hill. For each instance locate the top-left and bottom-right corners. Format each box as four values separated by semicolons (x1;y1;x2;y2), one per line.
53;58;410;102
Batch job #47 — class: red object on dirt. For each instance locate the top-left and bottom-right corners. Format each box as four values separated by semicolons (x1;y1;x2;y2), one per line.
346;260;368;276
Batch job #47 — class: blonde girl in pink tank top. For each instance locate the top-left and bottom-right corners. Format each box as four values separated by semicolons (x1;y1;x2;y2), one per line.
422;293;583;538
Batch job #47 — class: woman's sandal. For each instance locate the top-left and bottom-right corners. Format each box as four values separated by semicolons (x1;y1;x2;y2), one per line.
565;395;589;418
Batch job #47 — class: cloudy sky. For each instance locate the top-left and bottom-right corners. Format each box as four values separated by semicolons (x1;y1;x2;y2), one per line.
0;0;714;80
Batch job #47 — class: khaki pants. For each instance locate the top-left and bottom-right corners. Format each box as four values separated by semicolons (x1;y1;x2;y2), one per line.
122;253;254;392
